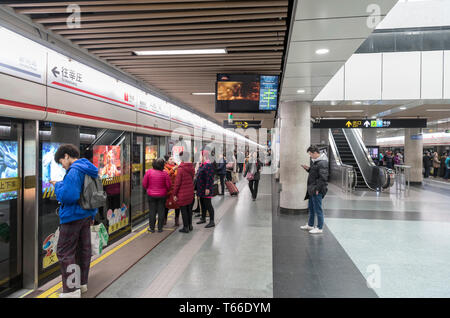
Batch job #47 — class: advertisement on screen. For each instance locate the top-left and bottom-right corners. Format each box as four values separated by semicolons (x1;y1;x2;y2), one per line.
42;142;66;194
93;145;121;179
0;141;19;202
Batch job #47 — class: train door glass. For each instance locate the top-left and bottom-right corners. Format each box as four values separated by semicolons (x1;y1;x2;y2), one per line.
131;135;145;226
141;136;159;221
0;119;22;297
37;123;131;286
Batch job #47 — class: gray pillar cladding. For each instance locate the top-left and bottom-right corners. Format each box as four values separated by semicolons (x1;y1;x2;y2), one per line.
279;101;311;212
404;128;423;183
362;129;378;146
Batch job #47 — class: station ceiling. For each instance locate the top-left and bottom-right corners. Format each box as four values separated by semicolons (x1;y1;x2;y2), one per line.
5;0;290;128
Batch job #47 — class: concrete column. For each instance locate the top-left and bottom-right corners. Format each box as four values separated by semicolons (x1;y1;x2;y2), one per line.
362;129;377;146
320;128;329;145
404;128;423;184
279;101;310;213
310;128;320;145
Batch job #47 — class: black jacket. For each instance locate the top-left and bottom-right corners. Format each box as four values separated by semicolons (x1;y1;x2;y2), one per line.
304;154;329;200
244;160;262;181
423;155;432;168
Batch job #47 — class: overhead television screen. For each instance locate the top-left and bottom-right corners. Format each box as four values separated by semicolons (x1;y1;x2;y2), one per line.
215;74;279;113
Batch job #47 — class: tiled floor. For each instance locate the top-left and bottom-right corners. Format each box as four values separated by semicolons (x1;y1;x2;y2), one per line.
97;174;450;298
98;176;273;298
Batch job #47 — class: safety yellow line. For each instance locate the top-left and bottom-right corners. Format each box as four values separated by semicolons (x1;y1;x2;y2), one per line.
18;289;34;298
36;210;177;298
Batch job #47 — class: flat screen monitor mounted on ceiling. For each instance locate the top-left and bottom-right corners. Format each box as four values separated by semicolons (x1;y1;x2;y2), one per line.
215;74;279;113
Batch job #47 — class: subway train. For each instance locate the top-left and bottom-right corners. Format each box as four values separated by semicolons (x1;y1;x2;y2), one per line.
0;25;264;296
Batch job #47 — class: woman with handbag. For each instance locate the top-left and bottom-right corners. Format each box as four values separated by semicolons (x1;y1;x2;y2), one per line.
164;157;180;226
244;151;262;201
173;151;195;233
196;150;216;228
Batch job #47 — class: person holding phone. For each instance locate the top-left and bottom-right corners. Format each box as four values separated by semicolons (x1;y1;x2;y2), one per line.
300;146;329;234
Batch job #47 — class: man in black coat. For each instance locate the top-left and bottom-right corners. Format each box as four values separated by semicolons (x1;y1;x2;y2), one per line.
423;152;432;178
300;146;329;234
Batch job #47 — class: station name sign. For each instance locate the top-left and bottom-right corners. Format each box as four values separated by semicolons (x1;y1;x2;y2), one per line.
313;119;427;129
223;120;261;129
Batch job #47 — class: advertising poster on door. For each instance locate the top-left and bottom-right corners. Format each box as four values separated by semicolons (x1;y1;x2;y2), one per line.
145;145;158;171
0;141;19;202
93;145;121;179
42;142;66;197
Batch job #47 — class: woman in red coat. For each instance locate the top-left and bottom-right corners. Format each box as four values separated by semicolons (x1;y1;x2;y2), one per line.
173;151;195;233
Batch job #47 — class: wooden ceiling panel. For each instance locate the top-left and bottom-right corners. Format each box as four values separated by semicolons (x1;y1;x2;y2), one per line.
8;0;291;125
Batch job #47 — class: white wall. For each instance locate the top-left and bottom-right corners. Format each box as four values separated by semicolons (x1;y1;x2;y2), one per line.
315;50;450;101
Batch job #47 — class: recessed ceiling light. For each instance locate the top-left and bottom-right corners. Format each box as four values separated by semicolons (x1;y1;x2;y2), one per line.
315;48;330;55
353;101;362;105
134;48;227;55
297;89;306;94
400;107;407;110
192;92;215;96
325;110;364;113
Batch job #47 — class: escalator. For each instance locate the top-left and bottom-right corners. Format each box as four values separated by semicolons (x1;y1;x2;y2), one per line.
329;128;395;191
331;129;367;189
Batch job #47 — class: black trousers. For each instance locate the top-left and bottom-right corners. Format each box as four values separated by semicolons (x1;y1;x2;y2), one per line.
148;196;166;231
165;207;180;220
238;163;244;173
433;167;439;177
180;202;193;229
200;197;215;222
248;180;259;199
226;170;232;181
424;167;431;178
218;175;225;194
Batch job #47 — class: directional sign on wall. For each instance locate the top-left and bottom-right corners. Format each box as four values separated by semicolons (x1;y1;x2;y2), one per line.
313;119;427;129
47;51;137;110
223;120;261;129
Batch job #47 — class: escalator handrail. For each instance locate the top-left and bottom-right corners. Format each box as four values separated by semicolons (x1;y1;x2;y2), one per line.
329;129;357;189
342;129;383;191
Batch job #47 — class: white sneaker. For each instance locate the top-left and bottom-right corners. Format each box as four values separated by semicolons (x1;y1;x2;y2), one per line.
80;285;88;294
300;224;314;231
58;289;81;298
309;228;323;234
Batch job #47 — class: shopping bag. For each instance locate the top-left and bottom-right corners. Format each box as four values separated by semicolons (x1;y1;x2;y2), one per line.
246;172;254;181
91;230;101;256
53;227;60;255
91;223;109;256
97;223;109;250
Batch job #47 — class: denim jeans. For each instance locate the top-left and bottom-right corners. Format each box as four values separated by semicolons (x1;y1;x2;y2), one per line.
308;194;324;230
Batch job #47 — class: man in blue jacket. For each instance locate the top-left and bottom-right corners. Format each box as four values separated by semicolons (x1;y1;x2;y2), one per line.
50;144;98;298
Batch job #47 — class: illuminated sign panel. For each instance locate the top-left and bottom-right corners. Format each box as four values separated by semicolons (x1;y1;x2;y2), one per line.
313;119;427;128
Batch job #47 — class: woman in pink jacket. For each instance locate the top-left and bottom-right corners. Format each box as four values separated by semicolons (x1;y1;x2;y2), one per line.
142;158;171;233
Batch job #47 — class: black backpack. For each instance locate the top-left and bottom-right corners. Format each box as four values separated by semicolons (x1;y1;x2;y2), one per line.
78;174;107;210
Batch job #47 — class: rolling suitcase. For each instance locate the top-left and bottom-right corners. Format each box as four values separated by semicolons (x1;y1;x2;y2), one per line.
225;180;239;196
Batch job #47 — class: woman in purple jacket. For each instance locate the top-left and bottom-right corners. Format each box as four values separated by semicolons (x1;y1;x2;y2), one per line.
142;158;171;233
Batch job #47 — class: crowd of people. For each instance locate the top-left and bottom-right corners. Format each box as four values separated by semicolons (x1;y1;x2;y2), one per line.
142;149;267;232
377;150;403;169
423;151;450;180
